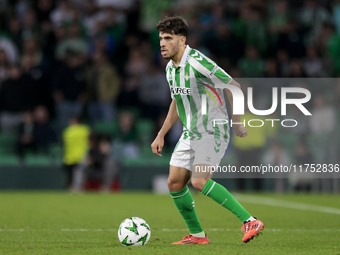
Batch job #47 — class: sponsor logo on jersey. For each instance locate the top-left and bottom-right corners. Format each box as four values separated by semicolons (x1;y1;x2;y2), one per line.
171;87;192;95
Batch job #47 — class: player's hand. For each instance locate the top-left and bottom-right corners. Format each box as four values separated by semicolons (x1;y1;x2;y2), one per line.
233;124;248;138
151;134;164;157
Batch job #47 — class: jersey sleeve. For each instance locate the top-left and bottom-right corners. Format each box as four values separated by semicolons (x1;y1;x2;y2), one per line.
188;49;232;88
210;66;232;86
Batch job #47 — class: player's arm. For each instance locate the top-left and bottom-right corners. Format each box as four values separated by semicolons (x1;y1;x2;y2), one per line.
151;99;179;157
224;80;248;138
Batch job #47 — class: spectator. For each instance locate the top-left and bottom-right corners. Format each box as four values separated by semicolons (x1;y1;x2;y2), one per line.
323;23;340;76
309;94;336;163
302;46;324;77
289;59;306;77
16;111;36;161
228;67;242;78
0;49;10;86
22;37;44;67
285;105;309;137
117;76;140;108
22;9;39;40
139;0;173;32
69;0;87;11
125;47;149;77
289;141;314;191
138;63;170;121
104;6;127;47
34;0;54;23
277;19;305;59
21;53;46;109
62;116;90;189
83;0;105;37
263;141;291;192
268;0;290;39
300;0;333;45
71;134;119;192
16;105;57;161
0;65;29;133
276;49;291;77
118;47;149;107
295;141;314;168
95;0;136;10
333;0;340;36
50;0;74;27
199;2;228;32
317;22;334;56
0;36;19;64
8;18;22;52
111;110;140;160
15;0;30;23
55;22;87;60
184;15;202;43
51;51;86;129
204;22;244;65
238;45;265;77
264;58;281;77
54;24;67;43
89;34;112;57
186;35;210;58
309;94;336;134
32;105;57;150
86;51;121;123
47;24;67;62
112;34;139;75
39;19;57;61
237;6;267;54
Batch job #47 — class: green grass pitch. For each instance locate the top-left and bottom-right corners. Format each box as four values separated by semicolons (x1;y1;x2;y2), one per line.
0;191;339;255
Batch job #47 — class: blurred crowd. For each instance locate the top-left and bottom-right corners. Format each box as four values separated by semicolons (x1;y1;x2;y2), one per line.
0;0;339;191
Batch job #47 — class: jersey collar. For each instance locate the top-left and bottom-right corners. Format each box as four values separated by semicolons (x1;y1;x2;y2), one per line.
172;45;191;68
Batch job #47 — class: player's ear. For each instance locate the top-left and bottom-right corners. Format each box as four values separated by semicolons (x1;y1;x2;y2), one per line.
180;35;186;46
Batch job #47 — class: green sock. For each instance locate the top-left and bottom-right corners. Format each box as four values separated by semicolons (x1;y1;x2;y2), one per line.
170;186;203;234
201;179;251;222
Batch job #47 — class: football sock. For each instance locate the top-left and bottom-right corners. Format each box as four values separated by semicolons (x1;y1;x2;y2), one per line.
170;186;204;235
191;231;206;238
244;216;256;223
201;179;251;223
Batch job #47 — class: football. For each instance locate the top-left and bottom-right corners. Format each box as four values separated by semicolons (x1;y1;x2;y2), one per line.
118;217;151;246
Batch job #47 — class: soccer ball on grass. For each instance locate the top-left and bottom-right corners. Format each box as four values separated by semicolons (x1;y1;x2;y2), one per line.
118;217;151;246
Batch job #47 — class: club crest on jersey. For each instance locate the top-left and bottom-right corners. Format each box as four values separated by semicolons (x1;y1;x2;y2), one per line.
171;87;192;95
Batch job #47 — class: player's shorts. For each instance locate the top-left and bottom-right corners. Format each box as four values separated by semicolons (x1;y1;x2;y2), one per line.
169;133;229;171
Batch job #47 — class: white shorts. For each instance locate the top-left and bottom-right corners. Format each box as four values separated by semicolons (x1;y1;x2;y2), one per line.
169;134;229;171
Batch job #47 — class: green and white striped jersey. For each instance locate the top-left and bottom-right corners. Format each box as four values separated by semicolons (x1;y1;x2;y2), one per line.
166;45;232;142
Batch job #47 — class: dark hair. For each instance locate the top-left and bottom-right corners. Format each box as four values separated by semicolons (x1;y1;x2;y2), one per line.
156;16;189;37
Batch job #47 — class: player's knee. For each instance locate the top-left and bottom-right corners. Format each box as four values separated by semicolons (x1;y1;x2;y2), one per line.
191;178;207;192
167;178;185;192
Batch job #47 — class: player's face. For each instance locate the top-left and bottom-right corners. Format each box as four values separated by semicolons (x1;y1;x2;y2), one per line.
159;32;181;59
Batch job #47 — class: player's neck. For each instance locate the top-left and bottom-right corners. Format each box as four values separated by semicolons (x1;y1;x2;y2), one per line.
172;45;186;68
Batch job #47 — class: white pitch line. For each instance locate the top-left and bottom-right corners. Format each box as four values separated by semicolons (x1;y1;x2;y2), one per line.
0;229;339;232
161;228;339;232
233;194;340;215
0;229;24;231
62;229;88;231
